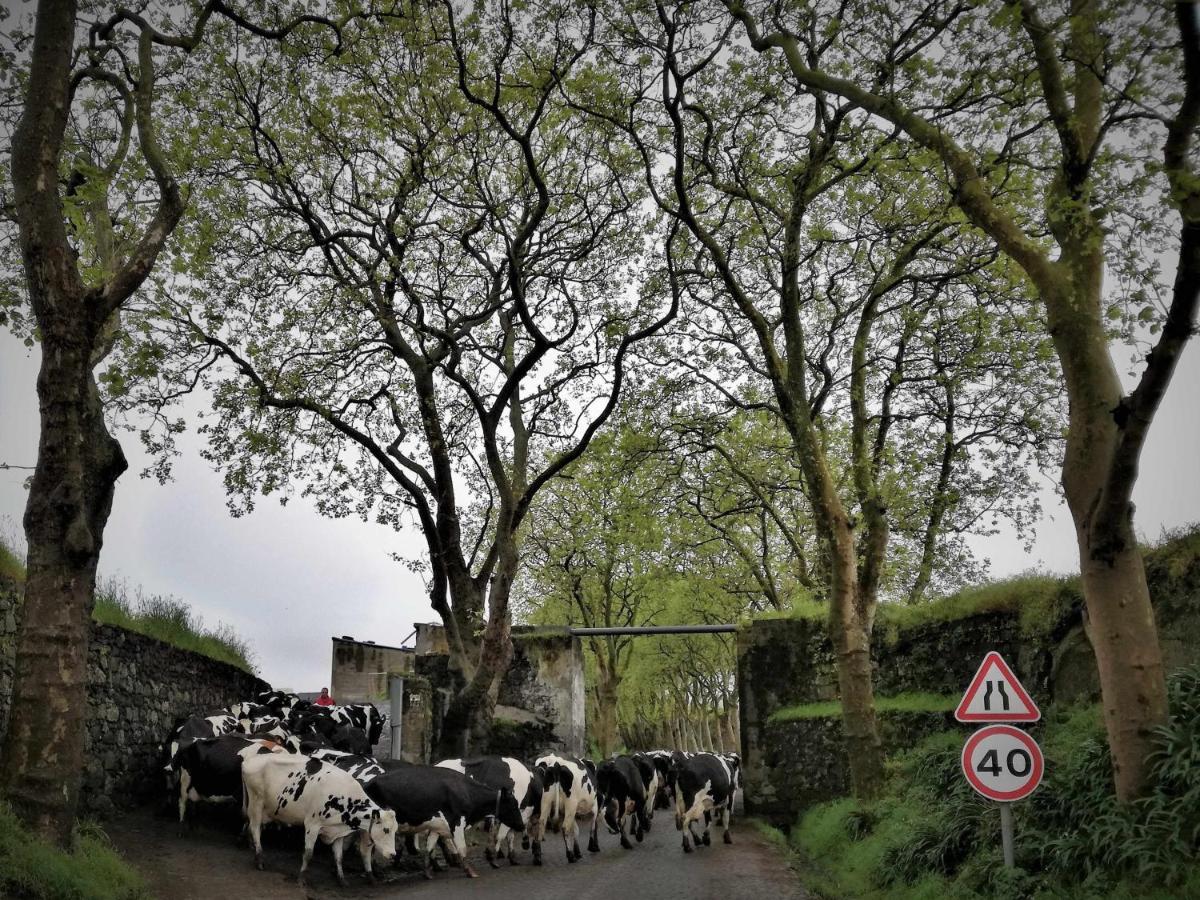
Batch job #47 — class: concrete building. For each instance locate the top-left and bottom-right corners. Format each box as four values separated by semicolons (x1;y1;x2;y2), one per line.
329;635;416;703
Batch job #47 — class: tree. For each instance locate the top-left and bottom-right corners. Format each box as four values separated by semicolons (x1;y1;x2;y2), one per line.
519;427;673;755
0;0;345;844
725;0;1200;800
118;2;678;754
572;1;1058;797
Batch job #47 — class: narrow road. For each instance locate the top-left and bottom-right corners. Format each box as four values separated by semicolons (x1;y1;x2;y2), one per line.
108;801;809;900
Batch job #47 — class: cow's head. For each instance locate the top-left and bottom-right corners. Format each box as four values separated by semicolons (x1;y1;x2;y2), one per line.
366;808;398;865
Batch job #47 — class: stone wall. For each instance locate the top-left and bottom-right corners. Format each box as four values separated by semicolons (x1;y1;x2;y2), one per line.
0;573;267;817
738;539;1200;824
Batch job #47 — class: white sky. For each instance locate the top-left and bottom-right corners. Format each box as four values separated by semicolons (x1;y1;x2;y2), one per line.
1;330;1198;691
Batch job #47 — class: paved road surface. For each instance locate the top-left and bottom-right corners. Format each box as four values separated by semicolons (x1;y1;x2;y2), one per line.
108;801;809;900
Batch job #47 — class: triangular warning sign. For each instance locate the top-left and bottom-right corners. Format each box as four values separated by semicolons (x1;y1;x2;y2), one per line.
955;651;1040;722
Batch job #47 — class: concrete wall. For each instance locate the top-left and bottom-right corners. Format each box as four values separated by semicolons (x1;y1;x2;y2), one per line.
330;637;415;703
738;539;1200;824
0;574;267;817
412;624;586;760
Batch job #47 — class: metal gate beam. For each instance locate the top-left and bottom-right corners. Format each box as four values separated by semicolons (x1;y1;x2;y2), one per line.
567;624;737;636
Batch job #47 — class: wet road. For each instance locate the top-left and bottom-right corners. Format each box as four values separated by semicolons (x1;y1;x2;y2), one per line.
109;800;809;899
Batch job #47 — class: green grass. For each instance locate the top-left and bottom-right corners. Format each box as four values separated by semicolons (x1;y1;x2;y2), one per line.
93;579;256;673
0;529;255;673
0;803;149;900
769;693;957;724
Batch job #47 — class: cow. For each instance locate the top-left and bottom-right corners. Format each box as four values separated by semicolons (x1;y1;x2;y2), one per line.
328;704;386;747
535;753;602;862
672;751;734;852
436;756;545;866
597;756;649;849
255;689;303;718
170;734;284;829
241;753;398;887
645;750;675;809
364;765;524;879
630;752;663;821
332;724;371;755
160;711;241;799
307;747;386;785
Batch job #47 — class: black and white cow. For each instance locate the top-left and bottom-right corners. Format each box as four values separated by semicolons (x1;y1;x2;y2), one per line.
630;752;666;820
254;689;302;719
645;750;675;809
164;710;239;765
364;765;524;879
330;724;371;756
306;747;386;785
672;751;734;852
331;704;386;747
170;733;285;828
535;753;602;862
241;753;398;887
436;756;545;866
597;756;649;849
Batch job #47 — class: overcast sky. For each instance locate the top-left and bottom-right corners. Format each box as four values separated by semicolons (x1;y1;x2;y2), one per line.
1;330;1198;692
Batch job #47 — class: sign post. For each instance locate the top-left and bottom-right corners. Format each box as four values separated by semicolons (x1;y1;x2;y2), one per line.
956;652;1043;868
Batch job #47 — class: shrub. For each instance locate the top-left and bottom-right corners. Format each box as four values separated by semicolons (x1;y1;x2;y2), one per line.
0;803;149;900
791;667;1200;899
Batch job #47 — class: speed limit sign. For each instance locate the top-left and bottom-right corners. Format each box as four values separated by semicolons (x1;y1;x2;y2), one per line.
961;724;1044;801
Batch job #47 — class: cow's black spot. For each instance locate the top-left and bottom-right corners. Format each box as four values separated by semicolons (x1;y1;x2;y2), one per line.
293;776;308;803
305;757;323;776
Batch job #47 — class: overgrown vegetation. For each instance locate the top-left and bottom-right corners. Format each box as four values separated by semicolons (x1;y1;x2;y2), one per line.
757;526;1200;645
0;530;254;673
769;693;957;723
0;802;148;900
790;668;1200;899
93;579;255;674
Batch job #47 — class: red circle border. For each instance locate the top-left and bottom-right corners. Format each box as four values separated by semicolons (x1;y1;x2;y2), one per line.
960;724;1044;802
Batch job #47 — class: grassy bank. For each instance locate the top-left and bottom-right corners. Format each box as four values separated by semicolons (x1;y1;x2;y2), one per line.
769;693;956;723
0;532;255;673
0;803;148;900
785;668;1200;899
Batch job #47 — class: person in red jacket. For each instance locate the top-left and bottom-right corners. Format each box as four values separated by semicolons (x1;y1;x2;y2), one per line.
314;687;335;707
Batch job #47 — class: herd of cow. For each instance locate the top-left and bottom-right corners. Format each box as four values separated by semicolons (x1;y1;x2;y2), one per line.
162;689;743;888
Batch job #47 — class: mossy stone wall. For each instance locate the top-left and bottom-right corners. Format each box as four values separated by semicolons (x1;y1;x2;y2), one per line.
738;538;1200;824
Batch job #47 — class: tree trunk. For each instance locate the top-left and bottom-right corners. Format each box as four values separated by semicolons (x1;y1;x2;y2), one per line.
0;350;126;846
827;527;884;800
594;670;620;757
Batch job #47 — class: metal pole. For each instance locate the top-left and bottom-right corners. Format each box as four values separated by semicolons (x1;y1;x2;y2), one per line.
568;624;738;636
389;675;405;762
999;802;1015;867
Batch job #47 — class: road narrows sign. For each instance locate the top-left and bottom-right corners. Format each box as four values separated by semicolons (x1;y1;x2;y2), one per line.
961;724;1044;802
955;650;1040;722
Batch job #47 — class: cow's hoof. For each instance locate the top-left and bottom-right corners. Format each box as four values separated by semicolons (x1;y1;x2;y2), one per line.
702;831;711;846
464;866;479;879
620;837;633;850
337;876;349;888
724;831;733;845
533;856;543;867
488;859;501;870
508;854;520;866
635;829;644;843
422;870;434;881
682;840;693;854
587;838;599;853
255;856;265;872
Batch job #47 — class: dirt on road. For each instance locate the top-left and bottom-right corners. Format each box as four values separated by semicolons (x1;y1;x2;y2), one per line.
107;802;810;900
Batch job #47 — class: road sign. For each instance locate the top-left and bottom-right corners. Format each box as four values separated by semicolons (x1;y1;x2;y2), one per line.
955;651;1040;722
961;724;1044;802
